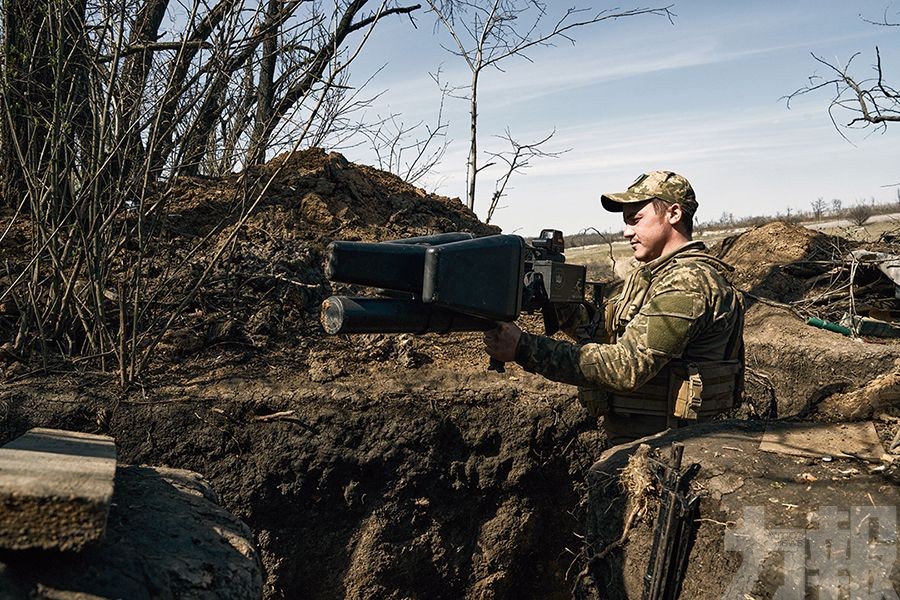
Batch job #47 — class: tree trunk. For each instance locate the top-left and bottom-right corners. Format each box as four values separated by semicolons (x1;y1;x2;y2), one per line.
178;0;297;176
260;0;371;155
0;0;89;210
117;0;170;176
247;0;280;166
147;0;238;177
0;1;53;207
466;68;479;211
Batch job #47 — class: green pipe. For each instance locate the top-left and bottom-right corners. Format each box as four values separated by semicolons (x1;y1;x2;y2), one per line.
806;317;852;336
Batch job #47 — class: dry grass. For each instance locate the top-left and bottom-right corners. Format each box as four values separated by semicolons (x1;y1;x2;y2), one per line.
619;443;654;501
813;217;900;242
590;443;656;560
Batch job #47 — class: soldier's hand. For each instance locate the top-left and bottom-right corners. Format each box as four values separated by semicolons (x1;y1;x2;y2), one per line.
483;322;522;363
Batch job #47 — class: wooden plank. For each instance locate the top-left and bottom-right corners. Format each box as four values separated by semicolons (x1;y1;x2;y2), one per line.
759;421;884;461
0;428;117;551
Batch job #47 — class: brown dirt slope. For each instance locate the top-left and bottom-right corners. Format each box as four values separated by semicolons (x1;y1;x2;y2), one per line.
0;148;497;376
720;221;848;303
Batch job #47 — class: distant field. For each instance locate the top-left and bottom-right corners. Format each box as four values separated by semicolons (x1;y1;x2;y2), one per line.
566;212;900;282
810;212;900;240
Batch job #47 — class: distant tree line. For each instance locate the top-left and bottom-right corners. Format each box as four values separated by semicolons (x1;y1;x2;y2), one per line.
567;193;900;248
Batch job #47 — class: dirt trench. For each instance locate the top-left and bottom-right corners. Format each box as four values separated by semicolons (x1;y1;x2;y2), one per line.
0;148;614;598
1;359;607;599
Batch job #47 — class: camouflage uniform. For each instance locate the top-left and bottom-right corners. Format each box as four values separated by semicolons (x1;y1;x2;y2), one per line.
515;172;744;445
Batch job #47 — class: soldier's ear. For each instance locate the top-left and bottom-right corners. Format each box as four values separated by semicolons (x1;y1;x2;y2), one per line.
667;204;684;226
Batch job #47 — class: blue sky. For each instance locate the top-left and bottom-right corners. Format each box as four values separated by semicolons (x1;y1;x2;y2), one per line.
342;1;900;237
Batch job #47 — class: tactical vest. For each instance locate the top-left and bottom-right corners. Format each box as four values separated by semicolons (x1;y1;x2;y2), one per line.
578;249;744;424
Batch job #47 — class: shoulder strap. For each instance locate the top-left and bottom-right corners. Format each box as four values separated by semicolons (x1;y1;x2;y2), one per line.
670;251;735;273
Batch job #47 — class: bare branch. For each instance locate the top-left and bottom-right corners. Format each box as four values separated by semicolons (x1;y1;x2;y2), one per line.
424;1;673;214
485;128;568;223
99;40;212;62
358;68;452;184
861;7;900;27
349;4;422;33
786;20;900;138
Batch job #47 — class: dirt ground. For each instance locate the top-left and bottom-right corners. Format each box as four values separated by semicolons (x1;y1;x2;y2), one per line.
580;421;898;600
0;465;262;598
0;150;898;598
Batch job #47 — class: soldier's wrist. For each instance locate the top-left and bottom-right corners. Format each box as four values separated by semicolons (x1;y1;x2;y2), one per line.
514;331;532;367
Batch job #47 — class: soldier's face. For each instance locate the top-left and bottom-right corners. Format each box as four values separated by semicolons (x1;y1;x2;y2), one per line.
622;201;674;262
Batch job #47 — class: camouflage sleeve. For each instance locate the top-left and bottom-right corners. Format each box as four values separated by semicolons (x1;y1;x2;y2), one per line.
516;265;709;391
515;332;591;387
554;303;591;341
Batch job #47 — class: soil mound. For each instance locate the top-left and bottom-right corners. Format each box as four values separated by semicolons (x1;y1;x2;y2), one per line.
741;303;900;418
717;221;900;419
579;421;899;599
0;465;262;599
165;149;496;246
720;221;850;303
80;148;499;372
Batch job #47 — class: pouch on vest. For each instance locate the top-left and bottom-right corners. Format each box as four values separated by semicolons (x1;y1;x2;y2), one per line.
672;363;703;420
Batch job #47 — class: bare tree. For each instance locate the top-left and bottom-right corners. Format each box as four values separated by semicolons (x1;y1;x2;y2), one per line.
359;70;452;185
847;202;875;226
574;226;618;281
786;9;899;136
832;198;843;214
424;1;674;214
810;197;827;220
718;212;735;227
0;0;422;385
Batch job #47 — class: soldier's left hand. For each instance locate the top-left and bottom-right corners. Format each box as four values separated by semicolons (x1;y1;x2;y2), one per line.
483;322;522;363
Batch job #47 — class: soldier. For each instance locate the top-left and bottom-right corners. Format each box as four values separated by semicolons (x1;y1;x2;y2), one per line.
483;171;744;445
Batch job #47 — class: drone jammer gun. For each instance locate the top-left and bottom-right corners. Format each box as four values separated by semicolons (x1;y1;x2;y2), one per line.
320;230;588;337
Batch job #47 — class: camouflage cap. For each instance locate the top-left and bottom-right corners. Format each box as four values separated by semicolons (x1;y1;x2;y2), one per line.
601;171;697;218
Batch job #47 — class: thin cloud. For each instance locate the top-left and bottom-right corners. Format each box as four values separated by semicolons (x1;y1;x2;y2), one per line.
477;29;892;108
364;19;890;117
